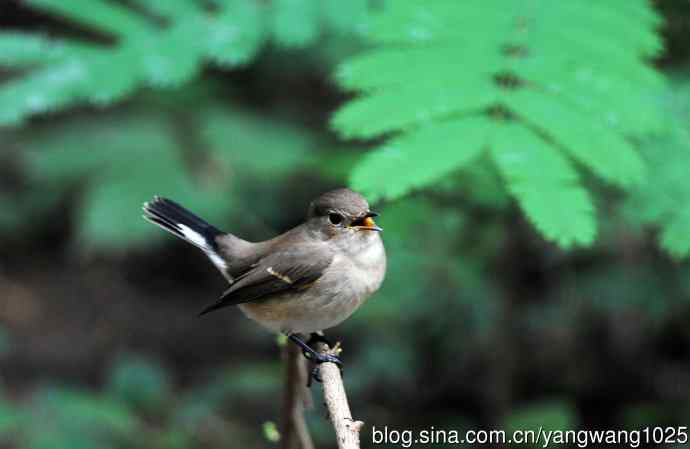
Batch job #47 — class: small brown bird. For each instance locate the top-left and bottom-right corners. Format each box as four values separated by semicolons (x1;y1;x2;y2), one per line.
142;188;386;370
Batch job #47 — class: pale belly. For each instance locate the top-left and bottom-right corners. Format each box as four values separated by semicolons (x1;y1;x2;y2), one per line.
239;239;386;334
238;289;362;334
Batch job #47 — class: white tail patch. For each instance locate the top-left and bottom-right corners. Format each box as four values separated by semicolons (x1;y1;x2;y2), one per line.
208;252;228;271
178;224;227;271
179;224;208;249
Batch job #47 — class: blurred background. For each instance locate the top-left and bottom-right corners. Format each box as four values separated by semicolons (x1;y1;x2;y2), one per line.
1;0;690;448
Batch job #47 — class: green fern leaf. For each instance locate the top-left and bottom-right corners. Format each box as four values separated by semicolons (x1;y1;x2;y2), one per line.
18;89;329;250
490;123;596;247
332;0;663;248
0;0;211;124
335;44;503;93
623;117;690;258
660;210;690;258
503;91;646;188
206;0;266;67
322;0;371;36
200;106;314;176
26;0;152;37
127;0;200;19
22;112;231;249
270;0;321;48
0;33;85;67
0;0;373;125
332;79;500;139
0;59;102;125
139;19;205;87
350;116;491;201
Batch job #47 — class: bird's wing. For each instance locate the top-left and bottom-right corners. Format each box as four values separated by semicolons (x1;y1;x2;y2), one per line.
198;246;333;315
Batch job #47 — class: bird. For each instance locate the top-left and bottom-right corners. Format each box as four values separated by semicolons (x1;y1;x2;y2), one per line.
142;188;386;372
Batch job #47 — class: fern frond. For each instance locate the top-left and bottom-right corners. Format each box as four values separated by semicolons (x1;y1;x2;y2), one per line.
140;19;205;87
527;2;663;58
490;123;595;247
206;0;266;67
322;0;371;36
336;44;504;92
503;91;646;188
1;0;374;125
127;0;200;19
332;80;500;139
19;92;327;250
26;0;153;37
659;210;690;258
623;77;690;260
200;105;315;176
350;116;491;201
332;0;664;248
0;33;86;67
270;0;320;48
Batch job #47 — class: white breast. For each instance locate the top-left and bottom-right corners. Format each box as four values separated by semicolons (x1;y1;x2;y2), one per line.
347;235;386;294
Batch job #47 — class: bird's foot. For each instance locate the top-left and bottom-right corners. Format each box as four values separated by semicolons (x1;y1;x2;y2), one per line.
308;351;343;385
289;333;341;363
309;351;343;366
288;334;343;386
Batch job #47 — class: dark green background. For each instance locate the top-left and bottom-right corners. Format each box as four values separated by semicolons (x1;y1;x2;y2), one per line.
1;1;690;448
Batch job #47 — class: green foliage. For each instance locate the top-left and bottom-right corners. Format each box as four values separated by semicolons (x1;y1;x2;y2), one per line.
349;116;490;201
490;122;595;247
0;354;280;449
0;0;373;126
621;403;679;429
0;392;22;437
262;421;281;443
23;387;136;449
20;105;226;250
506;400;577;446
332;0;665;248
623;76;690;258
358;197;501;332
271;0;321;48
201;104;315;178
571;266;685;321
108;354;171;410
0;0;374;252
14;86;337;250
4;2;689;445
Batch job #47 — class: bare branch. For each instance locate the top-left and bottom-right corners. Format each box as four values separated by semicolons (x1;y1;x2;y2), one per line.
315;342;364;449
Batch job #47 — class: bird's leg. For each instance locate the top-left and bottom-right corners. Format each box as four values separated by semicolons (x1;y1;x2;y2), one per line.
288;334;342;385
307;333;341;385
288;334;342;365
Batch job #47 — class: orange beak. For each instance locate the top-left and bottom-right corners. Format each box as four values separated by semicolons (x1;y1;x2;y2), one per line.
350;212;383;231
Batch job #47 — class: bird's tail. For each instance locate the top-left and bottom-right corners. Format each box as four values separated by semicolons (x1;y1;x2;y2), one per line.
142;196;227;271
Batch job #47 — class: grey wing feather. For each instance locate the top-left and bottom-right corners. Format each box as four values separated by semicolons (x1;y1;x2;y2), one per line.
198;248;332;315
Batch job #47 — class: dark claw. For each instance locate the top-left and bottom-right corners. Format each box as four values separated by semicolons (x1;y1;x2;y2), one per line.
310;366;321;384
302;333;335;361
308;355;344;385
288;333;343;386
316;352;342;366
289;334;341;364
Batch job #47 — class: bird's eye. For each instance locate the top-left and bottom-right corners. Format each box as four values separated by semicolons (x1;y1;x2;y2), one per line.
328;213;343;225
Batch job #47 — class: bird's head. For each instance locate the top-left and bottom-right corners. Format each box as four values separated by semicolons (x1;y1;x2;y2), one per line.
307;188;382;241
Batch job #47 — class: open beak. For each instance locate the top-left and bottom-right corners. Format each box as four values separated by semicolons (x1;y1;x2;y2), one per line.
350;211;383;232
